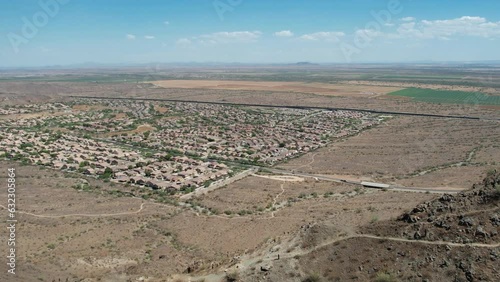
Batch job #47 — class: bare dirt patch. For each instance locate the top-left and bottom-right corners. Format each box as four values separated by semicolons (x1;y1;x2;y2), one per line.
152;80;402;97
72;104;109;111
252;174;304;182
153;104;169;113
113;112;127;119
103;124;155;137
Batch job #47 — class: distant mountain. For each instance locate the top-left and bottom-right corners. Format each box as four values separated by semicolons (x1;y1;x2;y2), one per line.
293;62;319;66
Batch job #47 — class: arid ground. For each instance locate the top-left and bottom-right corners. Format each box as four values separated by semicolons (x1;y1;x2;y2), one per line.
152;80;402;97
0;162;439;282
0;66;499;281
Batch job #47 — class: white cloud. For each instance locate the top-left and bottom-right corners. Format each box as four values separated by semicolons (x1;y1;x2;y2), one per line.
126;34;136;40
198;31;262;43
398;16;500;39
358;16;500;41
176;38;191;45
274;30;294;37
144;35;155;40
300;31;345;42
401;17;416;22
164;21;170;25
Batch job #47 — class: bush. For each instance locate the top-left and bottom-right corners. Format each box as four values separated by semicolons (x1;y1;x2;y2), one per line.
225;271;239;282
302;273;321;282
99;167;113;179
375;272;398;282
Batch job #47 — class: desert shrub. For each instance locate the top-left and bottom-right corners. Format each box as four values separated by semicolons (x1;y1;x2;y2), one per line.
225;271;239;282
374;272;398;282
302;273;321;282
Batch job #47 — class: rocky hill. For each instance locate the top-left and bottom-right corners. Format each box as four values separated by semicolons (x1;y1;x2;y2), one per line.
244;170;499;282
363;169;500;244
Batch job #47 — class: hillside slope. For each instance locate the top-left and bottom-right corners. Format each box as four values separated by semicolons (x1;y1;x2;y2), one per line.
243;169;499;282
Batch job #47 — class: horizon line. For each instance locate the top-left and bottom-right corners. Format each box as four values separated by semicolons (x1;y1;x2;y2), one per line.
2;60;500;70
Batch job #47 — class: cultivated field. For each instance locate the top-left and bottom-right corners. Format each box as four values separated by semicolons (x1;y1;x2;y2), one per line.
389;87;500;106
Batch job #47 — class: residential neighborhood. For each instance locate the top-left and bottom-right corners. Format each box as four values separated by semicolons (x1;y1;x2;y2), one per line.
0;98;379;193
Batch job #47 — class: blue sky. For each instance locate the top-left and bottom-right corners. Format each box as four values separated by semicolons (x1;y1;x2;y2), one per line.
1;0;500;67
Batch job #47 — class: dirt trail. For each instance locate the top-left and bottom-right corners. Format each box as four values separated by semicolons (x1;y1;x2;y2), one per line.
294;152;318;170
185;179;291;220
247;233;500;268
251;174;304;182
408;147;480;178
184;231;500;282
270;183;286;218
0;202;146;218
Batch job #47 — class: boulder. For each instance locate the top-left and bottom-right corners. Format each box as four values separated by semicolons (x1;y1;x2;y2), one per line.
260;264;272;272
475;226;488;237
459;216;475;227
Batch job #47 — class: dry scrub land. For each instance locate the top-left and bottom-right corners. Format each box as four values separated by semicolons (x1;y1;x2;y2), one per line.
0;162;434;281
0;76;499;281
280;116;500;188
345;80;500;95
240;171;500;282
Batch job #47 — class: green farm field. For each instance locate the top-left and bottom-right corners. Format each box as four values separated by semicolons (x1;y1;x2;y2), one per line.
388;88;500;105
